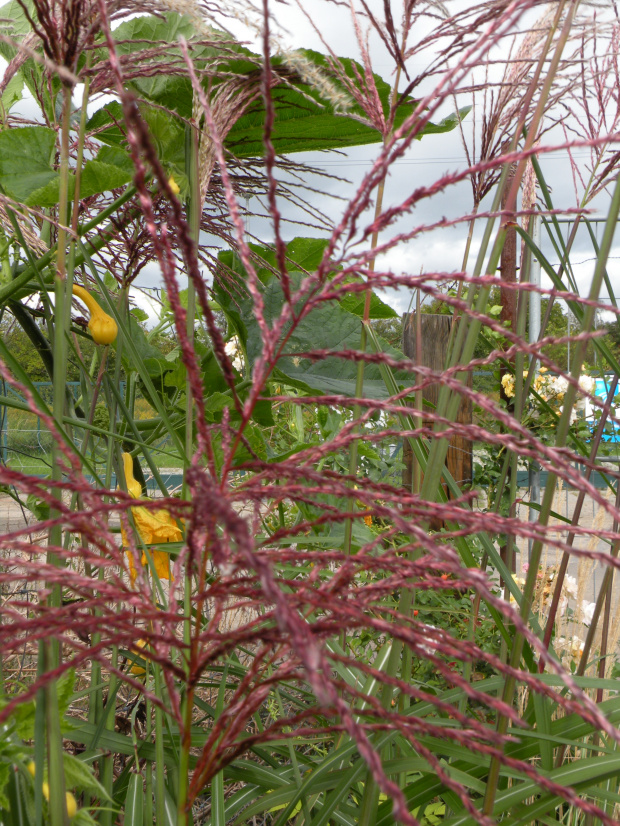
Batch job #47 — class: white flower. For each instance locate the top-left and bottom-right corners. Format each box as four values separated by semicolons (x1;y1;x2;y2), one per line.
550;376;569;395
557;635;585;659
224;336;243;371
581;600;596;626
564;575;578;600
224;336;238;357
578;375;596;395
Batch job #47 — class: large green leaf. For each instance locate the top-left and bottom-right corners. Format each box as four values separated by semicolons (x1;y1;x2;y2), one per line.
1;72;23;113
227;50;468;156
87;101;187;186
108;14;221;120
215;253;407;397
234;236;332;278
86;13;465;160
0;126;56;203
0;0;37;59
80;158;133;197
340;291;397;319
0;123;134;206
110;12;196;56
250;278;401;397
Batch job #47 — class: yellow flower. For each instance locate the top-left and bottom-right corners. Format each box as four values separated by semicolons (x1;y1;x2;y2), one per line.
72;284;118;345
128;638;149;677
501;373;515;398
122;452;142;499
120;452;181;582
364;513;372;527
168;175;180;195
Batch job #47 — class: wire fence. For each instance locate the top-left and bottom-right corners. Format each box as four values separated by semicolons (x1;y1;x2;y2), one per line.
0;380;178;484
2;379;620;486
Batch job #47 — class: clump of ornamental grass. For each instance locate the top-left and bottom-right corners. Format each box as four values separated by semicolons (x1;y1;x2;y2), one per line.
3;0;620;825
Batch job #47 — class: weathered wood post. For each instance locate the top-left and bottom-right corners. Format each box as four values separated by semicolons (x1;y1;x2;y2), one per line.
402;313;472;527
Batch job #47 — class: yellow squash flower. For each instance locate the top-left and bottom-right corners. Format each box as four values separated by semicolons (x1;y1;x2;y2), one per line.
120;453;182;582
72;284;118;345
128;638;149;677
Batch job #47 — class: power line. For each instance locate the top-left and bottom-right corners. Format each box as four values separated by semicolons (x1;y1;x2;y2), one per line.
306;152;594;167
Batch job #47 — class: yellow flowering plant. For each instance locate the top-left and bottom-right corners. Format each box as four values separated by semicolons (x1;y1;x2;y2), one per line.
476;368;596;513
502;368;594;428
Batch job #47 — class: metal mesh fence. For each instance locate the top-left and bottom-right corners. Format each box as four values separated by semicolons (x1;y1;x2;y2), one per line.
0;381;178;486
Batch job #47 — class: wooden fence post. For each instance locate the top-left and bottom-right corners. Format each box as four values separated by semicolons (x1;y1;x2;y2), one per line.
402;313;472;526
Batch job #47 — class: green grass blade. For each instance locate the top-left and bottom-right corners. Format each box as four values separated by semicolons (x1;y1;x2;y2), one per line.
124;771;144;826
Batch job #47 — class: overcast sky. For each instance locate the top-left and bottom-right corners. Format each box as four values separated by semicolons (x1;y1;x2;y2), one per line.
206;0;620;319
6;0;620;323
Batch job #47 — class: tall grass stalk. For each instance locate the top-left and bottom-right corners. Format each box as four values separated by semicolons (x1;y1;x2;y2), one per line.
177;120;200;826
44;80;75;826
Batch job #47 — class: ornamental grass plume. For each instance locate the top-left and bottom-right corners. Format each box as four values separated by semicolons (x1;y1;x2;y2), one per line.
120;452;181;581
5;0;620;824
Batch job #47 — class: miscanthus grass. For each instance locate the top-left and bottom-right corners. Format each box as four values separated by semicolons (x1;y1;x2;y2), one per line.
2;1;620;825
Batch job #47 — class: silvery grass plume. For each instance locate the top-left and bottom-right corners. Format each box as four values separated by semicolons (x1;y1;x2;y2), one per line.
457;3;566;208
560;19;620;204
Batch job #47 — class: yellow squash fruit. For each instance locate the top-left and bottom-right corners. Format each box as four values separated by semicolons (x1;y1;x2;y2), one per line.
168;175;180;195
65;791;78;818
72;284;118;345
29;768;76;817
121;452;182;582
